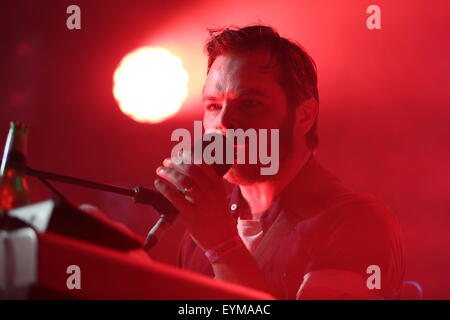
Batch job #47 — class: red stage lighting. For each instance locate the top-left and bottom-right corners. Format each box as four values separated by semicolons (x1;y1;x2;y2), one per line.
113;47;189;123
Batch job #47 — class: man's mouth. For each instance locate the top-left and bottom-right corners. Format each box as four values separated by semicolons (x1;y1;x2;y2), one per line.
232;144;249;162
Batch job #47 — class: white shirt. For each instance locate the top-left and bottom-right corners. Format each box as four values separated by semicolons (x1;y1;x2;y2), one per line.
236;218;264;253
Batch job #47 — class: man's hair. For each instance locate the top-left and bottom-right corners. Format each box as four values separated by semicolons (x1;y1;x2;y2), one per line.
204;24;319;150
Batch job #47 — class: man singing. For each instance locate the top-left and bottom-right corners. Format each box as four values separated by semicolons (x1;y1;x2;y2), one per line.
154;25;404;299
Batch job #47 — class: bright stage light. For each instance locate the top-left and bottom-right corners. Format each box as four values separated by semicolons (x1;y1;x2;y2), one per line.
113;47;189;123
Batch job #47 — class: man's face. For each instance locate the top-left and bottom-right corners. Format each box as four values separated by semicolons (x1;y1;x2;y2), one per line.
202;50;294;184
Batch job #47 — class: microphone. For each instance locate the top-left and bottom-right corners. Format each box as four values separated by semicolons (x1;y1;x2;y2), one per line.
143;132;232;252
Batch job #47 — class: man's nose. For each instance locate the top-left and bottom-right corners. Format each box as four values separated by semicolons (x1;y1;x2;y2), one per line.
216;106;238;133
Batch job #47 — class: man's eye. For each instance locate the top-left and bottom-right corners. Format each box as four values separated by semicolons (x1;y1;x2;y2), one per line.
242;100;261;108
206;103;221;111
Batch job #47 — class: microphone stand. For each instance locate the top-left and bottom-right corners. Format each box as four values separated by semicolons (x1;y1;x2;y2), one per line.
25;166;178;251
27;167;135;197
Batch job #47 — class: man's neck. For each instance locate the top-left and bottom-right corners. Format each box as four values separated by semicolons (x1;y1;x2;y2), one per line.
239;149;312;220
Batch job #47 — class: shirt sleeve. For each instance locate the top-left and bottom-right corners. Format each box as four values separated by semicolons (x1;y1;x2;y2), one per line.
304;193;405;299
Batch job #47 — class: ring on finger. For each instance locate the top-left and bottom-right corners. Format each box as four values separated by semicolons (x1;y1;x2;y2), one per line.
182;185;194;195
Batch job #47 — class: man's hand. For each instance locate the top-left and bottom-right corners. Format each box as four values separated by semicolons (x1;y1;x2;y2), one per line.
154;152;271;294
154;152;237;251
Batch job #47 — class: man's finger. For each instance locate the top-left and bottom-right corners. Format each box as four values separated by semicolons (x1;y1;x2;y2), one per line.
163;156;220;193
156;166;191;190
153;179;194;212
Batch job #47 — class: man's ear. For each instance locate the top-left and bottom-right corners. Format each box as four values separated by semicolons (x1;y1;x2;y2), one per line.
294;97;319;134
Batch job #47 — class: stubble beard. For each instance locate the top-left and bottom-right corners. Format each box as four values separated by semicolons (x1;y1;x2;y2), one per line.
223;113;295;186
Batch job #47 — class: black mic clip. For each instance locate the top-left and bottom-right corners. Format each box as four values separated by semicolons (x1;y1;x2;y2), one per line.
133;186;178;221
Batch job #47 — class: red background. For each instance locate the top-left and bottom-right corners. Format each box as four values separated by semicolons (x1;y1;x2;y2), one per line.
1;0;449;298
